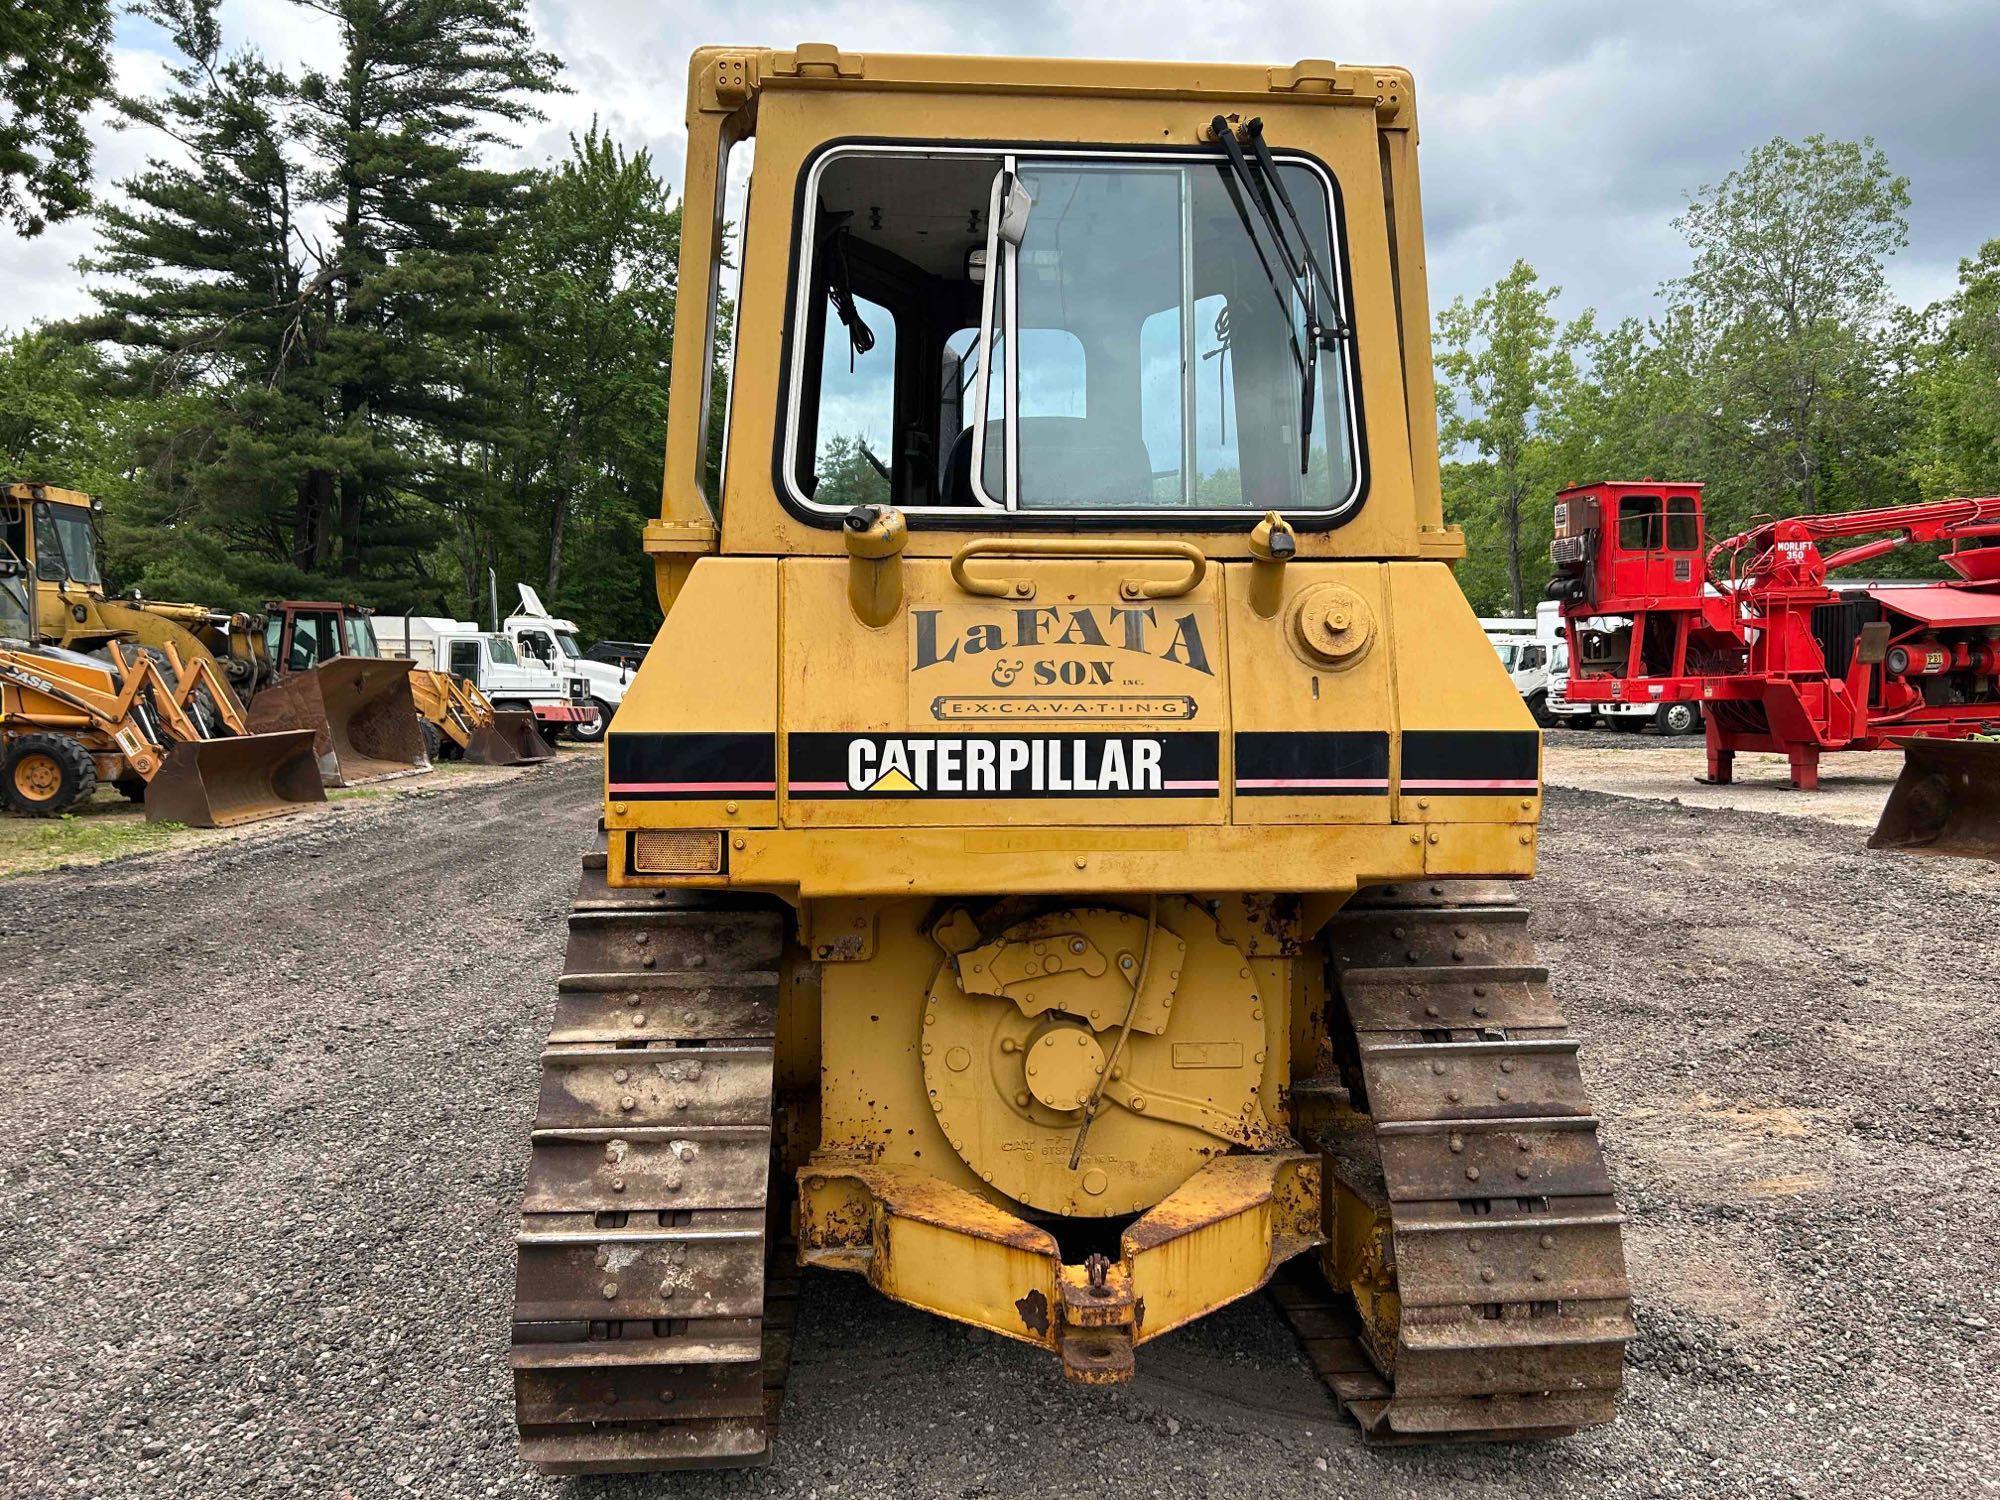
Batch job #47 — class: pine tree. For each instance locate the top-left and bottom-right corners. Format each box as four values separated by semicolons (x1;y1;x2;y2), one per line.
80;0;559;612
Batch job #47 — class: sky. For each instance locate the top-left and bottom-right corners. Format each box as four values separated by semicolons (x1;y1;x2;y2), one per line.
5;0;1998;341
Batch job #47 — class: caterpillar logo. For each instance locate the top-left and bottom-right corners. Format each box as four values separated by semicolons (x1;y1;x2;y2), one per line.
787;732;1220;799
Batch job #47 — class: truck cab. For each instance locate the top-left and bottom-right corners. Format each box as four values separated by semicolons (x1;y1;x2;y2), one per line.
502;585;629;742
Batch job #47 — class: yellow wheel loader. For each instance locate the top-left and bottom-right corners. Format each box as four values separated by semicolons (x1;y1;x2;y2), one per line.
3;482;274;700
0;570;322;824
405;668;554;766
508;47;1631;1473
249;602;432;786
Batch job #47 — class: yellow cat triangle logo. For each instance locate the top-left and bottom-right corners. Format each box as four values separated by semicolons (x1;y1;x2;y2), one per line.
867;768;921;793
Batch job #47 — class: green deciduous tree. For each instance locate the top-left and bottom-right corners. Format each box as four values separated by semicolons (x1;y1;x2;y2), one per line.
1435;260;1590;614
1904;239;2000;498
0;0;116;234
1665;134;1912;518
447;123;684;641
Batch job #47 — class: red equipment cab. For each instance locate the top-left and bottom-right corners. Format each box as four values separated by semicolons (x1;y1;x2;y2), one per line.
1549;480;1705;613
1548;481;1737;695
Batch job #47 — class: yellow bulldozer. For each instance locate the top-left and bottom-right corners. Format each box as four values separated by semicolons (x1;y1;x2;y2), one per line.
507;47;1631;1473
0;566;322;824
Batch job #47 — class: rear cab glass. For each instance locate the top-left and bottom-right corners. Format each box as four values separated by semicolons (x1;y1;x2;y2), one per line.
781;143;1360;525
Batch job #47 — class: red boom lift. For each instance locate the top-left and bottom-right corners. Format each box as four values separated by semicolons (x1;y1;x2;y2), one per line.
1548;480;2000;790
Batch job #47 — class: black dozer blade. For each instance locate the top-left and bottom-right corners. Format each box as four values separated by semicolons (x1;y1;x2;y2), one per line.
144;728;327;828
1869;737;2000;862
245;657;430;786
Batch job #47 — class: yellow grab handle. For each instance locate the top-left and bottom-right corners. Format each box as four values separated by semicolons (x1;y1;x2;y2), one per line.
949;538;1208;601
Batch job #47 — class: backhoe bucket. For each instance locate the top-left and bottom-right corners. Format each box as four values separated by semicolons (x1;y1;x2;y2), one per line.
246;657;429;786
144;729;327;828
1868;738;2000;862
488;709;556;765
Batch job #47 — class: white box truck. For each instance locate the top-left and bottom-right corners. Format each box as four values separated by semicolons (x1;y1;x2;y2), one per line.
376;615;599;738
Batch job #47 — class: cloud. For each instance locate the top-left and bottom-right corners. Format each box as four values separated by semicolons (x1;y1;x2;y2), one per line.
4;0;1996;341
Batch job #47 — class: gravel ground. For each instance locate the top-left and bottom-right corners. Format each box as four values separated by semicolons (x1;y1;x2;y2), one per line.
2;755;1995;1499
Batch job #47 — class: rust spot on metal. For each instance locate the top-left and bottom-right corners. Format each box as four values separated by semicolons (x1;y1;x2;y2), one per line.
1016;1287;1051;1337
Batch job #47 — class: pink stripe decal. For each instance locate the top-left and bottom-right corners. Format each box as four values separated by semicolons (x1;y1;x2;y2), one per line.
609;780;775;794
788;780;849;792
1236;777;1389;790
1162;780;1220;791
1401;778;1540;791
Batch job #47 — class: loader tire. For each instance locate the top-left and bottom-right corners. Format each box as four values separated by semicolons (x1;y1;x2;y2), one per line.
1282;880;1632;1443
419;719;443;765
510;858;797;1474
1;733;98;817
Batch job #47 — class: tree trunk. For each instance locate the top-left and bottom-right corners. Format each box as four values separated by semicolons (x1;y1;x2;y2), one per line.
1504;483;1526;615
338;474;362;578
546;492;567;597
294;469;334;570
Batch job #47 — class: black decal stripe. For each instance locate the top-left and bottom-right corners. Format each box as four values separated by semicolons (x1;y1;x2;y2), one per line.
787;732;1220;799
1234;731;1390;795
1400;730;1541;793
607;732;777;799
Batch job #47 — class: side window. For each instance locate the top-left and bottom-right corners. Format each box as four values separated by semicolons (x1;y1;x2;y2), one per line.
1522;646;1546;670
1618;495;1662;550
787;150;1008;512
519;630;553;666
1665;494;1699;551
448;640;481;681
2;504;28;568
265;616;283;659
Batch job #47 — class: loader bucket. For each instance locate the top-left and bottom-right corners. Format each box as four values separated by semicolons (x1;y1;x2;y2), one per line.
488;709;556;765
1868;738;2000;862
144;728;326;828
246;657;429;786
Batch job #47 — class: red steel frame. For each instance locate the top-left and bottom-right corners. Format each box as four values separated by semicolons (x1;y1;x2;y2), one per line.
1549;481;2000;788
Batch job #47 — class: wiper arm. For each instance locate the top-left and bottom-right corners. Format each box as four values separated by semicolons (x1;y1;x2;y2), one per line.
1244;118;1349;347
1209;116;1349;475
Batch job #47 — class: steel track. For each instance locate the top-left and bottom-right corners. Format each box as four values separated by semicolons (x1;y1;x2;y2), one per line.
1278;879;1633;1442
509;855;795;1473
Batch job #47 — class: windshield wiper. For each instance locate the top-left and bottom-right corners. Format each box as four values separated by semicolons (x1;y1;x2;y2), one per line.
1209;115;1350;474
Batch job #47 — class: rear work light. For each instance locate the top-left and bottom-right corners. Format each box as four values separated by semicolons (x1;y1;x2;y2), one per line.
630;829;724;875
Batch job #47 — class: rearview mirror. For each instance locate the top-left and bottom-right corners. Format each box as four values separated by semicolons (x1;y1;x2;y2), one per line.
997;173;1034;248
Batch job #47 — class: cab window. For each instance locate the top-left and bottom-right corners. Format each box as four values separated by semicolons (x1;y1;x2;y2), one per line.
784;144;1358;518
344;616;379;657
448;640;481;679
1665;494;1699;550
1617;494;1663;549
34;502;102;585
